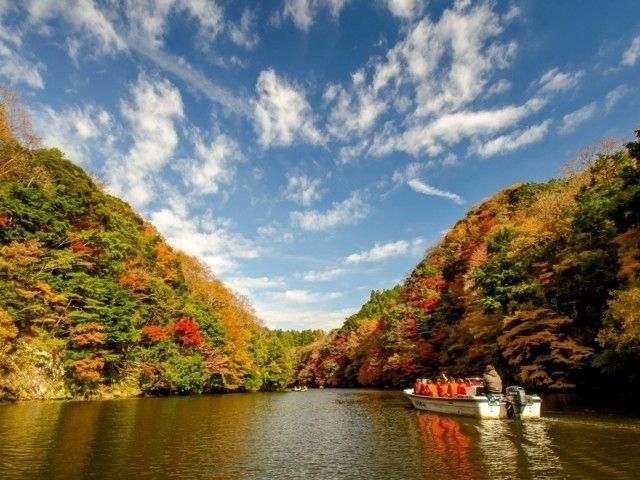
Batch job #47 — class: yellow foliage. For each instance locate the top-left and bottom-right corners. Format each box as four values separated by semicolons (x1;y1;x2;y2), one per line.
0;308;18;343
36;281;67;304
70;323;106;347
599;287;640;348
154;242;179;283
614;229;640;284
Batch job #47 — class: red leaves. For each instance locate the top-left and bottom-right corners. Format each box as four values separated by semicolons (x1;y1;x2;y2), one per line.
70;239;94;255
142;317;205;347
142;325;171;343
172;317;205;347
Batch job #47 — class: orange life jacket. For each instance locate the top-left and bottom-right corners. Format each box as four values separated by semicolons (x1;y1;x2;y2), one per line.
414;381;422;395
436;383;448;396
456;383;467;396
427;384;438;396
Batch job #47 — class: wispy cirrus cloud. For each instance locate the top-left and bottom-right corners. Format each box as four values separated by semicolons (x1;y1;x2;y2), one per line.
302;268;345;282
283;0;352;31
558;102;597;135
621;36;640;66
407;179;465;204
346;238;424;264
291;191;369;231
471;119;551;158
534;68;583;94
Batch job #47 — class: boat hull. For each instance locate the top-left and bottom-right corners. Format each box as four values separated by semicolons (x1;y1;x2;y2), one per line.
403;389;541;419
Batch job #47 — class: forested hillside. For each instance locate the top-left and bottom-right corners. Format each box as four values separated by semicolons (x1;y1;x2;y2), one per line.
0;92;321;400
294;132;640;394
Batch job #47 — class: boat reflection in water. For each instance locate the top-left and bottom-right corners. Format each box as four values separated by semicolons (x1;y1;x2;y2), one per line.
415;413;475;480
414;411;566;479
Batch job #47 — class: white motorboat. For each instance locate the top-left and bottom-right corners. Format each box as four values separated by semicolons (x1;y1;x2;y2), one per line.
404;385;542;419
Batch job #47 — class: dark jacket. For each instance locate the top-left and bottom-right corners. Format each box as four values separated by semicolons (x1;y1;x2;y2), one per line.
483;368;502;394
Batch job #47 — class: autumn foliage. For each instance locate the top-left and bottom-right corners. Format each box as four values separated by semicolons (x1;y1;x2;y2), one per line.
294;131;640;394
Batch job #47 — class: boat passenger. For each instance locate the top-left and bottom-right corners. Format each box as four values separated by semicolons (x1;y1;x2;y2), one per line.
455;378;467;396
413;378;423;395
426;379;438;397
447;379;456;397
436;378;448;397
420;378;428;395
482;365;503;398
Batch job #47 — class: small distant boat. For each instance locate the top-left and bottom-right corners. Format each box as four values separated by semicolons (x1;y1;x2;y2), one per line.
292;386;308;392
404;386;542;419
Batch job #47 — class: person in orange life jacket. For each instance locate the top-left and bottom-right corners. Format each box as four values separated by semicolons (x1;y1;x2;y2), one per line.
413;378;423;395
436;378;448;397
426;379;438;397
447;378;457;397
456;378;467;396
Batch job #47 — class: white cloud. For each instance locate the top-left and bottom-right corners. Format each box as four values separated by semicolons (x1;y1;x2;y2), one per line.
225;276;286;296
621;36;640;66
407;178;465;204
472;119;551;157
325;77;387;140
385;0;424;20
442;152;458;166
284;174;323;206
26;0;126;56
182;133;244;195
255;305;355;330
487;78;511;95
303;268;345;282
106;74;183;208
290;191;369;231
392;162;424;184
150;206;258;275
535;68;583;94
370;98;545;157
227;7;259;49
257;223;296;243
558;102;597;135
284;0;351;31
269;289;342;303
346;237;424;264
35;104;116;165
253;68;323;148
0;38;45;88
605;85;629;111
133;46;249;116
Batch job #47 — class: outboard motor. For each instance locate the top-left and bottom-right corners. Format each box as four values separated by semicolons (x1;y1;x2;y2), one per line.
505;386;527;418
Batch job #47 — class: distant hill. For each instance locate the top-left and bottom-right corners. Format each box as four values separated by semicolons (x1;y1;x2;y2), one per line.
294;130;640;394
0;91;322;400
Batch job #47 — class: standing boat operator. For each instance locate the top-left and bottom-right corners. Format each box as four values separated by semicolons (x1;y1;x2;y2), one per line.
482;364;503;398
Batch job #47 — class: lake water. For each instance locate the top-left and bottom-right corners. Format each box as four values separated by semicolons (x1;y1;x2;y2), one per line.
1;389;639;479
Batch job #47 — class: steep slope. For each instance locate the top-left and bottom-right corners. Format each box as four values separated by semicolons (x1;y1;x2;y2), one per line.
0;99;319;400
294;131;640;393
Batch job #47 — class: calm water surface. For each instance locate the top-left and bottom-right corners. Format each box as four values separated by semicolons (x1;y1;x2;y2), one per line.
1;389;639;479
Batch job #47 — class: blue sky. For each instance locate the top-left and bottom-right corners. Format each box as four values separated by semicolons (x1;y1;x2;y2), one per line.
1;0;639;330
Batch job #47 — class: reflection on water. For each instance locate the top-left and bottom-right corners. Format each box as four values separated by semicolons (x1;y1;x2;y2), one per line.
1;390;640;479
415;413;474;479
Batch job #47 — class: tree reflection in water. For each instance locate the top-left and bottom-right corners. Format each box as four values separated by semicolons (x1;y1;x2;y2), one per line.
415;413;475;480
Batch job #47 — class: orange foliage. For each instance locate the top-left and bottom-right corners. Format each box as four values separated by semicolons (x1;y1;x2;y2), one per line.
142;325;171;343
70;322;105;347
154;242;179;283
70;357;105;384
